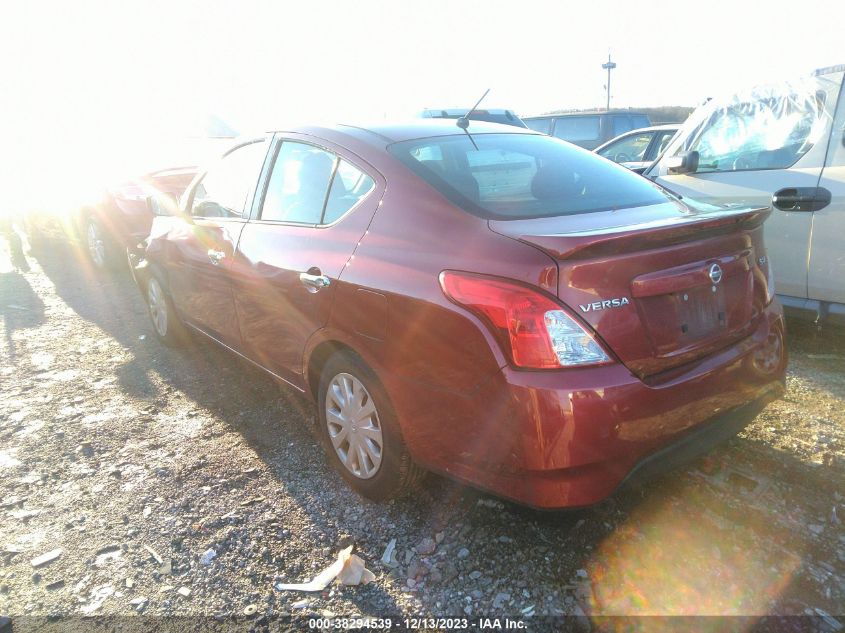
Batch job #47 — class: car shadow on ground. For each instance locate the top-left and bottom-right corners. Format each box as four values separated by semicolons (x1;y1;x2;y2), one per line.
28;244;843;616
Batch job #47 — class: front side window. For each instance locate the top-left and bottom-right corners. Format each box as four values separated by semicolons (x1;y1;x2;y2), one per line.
598;132;653;163
191;141;266;218
390;133;670;220
683;85;827;173
552;116;601;143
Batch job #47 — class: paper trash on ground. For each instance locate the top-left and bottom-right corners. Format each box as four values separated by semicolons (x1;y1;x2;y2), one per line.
275;546;374;591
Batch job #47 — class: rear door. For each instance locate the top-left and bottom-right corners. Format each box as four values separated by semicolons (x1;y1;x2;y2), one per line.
168;139;268;346
647;71;843;301
809;74;845;305
233;134;383;386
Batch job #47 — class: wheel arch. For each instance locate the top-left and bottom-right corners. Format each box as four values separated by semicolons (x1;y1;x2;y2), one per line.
306;339;363;402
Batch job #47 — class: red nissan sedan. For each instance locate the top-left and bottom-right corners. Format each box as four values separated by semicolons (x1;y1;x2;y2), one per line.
132;120;786;509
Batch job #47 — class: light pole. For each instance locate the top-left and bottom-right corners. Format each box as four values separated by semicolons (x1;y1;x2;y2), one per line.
602;54;616;111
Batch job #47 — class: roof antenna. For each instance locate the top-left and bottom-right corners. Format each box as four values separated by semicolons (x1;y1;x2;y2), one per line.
456;88;490;151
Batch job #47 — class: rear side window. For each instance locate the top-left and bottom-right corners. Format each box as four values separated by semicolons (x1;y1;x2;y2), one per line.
525;119;552;134
260;142;375;225
552;116;600;143
611;115;636;137
631;115;651;129
323;160;375;224
261;142;335;223
389;133;670;220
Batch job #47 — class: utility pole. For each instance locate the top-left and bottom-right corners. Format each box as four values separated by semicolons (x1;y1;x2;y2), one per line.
602;53;616;111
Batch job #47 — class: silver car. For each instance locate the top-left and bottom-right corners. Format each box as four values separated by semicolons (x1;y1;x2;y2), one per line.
594;124;680;173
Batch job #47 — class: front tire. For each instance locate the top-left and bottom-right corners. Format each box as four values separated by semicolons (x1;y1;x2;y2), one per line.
85;216;117;269
146;275;188;347
317;352;424;501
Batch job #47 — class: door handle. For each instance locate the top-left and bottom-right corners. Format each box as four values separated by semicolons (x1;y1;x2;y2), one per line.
207;249;225;265
299;271;331;290
772;187;831;212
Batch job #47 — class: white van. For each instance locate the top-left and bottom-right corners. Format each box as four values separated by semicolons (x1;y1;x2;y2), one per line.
646;64;845;324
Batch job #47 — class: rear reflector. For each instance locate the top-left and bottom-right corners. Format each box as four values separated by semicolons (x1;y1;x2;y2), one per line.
439;271;610;369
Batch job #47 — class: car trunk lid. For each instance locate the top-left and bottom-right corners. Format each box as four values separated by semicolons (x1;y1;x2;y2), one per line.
490;201;770;378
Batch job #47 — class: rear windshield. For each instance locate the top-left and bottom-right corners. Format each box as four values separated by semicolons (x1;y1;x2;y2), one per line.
388;133;670;220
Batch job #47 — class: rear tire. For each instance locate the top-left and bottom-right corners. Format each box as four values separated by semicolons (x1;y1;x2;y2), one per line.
146;275;188;347
317;352;424;501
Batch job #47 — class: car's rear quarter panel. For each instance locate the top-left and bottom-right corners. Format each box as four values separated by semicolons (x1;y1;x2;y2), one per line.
323;162;560;475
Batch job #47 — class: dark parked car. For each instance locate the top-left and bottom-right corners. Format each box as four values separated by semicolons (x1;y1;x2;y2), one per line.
594;124;680;173
524;111;651;149
25;166;197;269
419;108;527;128
133;120;786;508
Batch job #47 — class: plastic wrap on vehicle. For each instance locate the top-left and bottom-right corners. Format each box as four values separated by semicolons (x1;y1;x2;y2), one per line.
659;71;842;174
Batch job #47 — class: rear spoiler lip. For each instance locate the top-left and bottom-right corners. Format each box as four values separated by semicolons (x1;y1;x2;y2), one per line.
496;206;771;261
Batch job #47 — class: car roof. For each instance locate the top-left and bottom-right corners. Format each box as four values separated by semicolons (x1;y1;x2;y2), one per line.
524;111;651;120
421;108;518;115
267;119;539;146
814;63;845;76
623;124;679;133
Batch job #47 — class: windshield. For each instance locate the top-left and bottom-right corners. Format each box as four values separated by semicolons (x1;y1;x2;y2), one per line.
389;133;671;220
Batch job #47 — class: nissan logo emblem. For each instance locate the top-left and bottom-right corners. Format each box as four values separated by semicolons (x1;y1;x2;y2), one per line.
709;263;723;285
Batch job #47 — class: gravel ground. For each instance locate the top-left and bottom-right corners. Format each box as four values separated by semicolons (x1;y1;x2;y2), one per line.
1;242;844;627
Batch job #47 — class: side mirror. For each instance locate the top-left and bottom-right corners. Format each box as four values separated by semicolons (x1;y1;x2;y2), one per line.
666;150;699;175
147;193;180;217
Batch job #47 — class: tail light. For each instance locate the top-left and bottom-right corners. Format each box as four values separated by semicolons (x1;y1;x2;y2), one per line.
439;271;611;369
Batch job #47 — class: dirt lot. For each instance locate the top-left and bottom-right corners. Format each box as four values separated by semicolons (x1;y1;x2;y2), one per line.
1;242;844;628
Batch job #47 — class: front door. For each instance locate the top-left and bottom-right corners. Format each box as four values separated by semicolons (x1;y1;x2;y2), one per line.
168;139;268;346
233;135;382;387
809;76;845;305
648;70;844;301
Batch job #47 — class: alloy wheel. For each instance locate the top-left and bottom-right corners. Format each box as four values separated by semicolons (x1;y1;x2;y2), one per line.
325;372;384;479
86;220;106;267
147;278;168;338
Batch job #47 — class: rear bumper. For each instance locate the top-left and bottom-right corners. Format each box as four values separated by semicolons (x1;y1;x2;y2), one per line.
400;304;786;509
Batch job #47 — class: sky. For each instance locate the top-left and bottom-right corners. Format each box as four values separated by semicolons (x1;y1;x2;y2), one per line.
0;0;843;207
